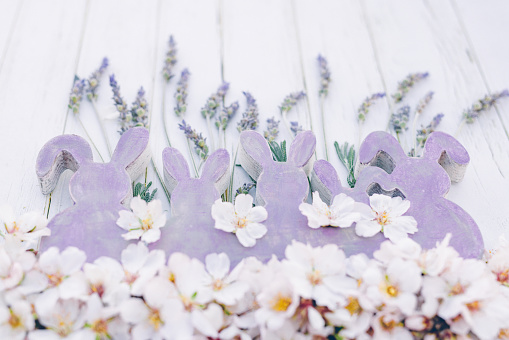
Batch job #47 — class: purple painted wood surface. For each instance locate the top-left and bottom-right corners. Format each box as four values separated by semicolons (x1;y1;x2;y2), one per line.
36;127;151;261
312;131;483;259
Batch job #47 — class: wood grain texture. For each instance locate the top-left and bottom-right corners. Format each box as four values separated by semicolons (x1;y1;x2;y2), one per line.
0;0;507;254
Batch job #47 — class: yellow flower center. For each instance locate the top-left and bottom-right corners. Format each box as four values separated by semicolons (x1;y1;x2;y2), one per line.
47;272;64;287
8;311;22;329
379;316;397;330
90;283;105;298
168;272;175;283
91;319;108;335
270;293;292;312
386;285;399;297
212;278;224;291
497;269;509;284
376;211;390;226
236;217;248;229
148;309;163;330
345;297;362;316
124;270;139;285
6;222;19;234
498;328;509;338
141;217;153;231
450;283;465;296
307;270;322;286
56;317;72;337
466;300;481;312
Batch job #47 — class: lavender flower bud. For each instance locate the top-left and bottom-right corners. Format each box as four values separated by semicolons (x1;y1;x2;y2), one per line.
415;91;434;115
237;92;259;132
416;113;444;147
463;90;509;123
235;183;255;197
317;55;331;97
86;57;108;102
357;92;386;122
179;120;209;160
279;91;306;113
290;121;303;136
68;76;86;114
391;72;429;103
129;87;149;131
162;36;177;82
263;117;280;142
390;105;410;133
174;69;190;117
201;82;229;119
216;101;239;131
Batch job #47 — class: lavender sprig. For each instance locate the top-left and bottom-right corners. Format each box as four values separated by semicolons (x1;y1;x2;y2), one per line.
317;55;331;97
237;92;259;132
279;91;306;113
263;117;280;142
179;120;209;160
68;76;86;114
392;72;429;103
415;91;434;115
202;82;229;119
162;36;177;82
416;113;444;148
110;75;130;133
86;57;109;102
129;87;149;130
463;90;509;123
357;93;386;122
174;69;190;117
216;101;240;131
235;183;255;197
290;121;303;136
390;105;410;134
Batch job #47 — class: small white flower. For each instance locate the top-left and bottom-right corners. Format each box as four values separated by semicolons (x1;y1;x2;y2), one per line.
0;299;34;340
116;197;167;244
255;276;299;330
211;194;268;247
0;206;50;250
355;194;418;242
299;192;363;229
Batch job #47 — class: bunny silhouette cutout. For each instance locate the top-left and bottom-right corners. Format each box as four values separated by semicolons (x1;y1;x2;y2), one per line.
36;127;151;261
343;130;483;258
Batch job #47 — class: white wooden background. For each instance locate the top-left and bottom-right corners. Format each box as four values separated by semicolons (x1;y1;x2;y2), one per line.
0;0;508;252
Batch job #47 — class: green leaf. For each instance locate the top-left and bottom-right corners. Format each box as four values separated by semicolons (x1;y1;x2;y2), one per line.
334;141;356;188
269;141;287;162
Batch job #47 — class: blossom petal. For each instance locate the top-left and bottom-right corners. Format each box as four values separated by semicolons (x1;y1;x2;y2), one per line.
369;194;392;213
355;220;381;238
141;229;161;244
246;206;268;223
246;223;267;240
234;194;254;218
236;229;256;247
388;198;411;217
299;203;329;229
205;253;230;279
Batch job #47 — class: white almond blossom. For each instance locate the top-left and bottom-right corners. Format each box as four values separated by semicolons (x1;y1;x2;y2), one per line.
370;310;413;340
355;194;418;242
116;197;167;244
202;253;249;305
299;192;363;229
120;242;165;296
0;206;50;250
283;241;347;309
83;256;130;306
30;298;86;339
0;299;34;340
0;246;36;293
487;235;509;286
211;194;268;247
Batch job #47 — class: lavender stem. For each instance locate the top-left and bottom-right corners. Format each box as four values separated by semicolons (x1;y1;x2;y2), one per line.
76;116;104;162
91;100;112;157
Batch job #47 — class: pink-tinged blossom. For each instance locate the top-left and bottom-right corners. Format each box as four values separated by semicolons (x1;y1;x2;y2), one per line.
0;299;34;340
299;192;363;229
0;206;50;250
30;299;86;339
371;310;413;340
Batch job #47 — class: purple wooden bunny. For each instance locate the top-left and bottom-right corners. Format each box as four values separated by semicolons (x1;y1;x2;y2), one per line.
36;127;151;261
311;130;483;259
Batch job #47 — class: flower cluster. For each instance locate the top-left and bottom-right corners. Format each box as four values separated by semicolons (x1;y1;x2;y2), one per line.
237;92;259;132
162;35;177;82
0;227;508;339
290;121;303;136
463;89;509;123
392;72;429;103
279;91;306;113
86;57;109;102
202;82;229;119
178;120;209;160
317;54;331;97
264;117;280;142
416;113;444;148
174;68;190;117
357;92;386;123
68;76;86;114
390;105;410;134
128;87;149;130
109;75;149;134
415;91;434;116
216;101;240;131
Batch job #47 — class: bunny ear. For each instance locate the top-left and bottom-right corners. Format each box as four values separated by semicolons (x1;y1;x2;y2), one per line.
423;131;470;183
239;130;272;180
310;160;342;205
201;149;230;193
359;131;406;174
36;134;93;194
110;127;151;181
162;147;191;193
288;130;316;168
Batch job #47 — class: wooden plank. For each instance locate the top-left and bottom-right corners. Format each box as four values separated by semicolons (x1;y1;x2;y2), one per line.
0;0;88;215
0;1;23;73
362;0;509;250
293;0;388;182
